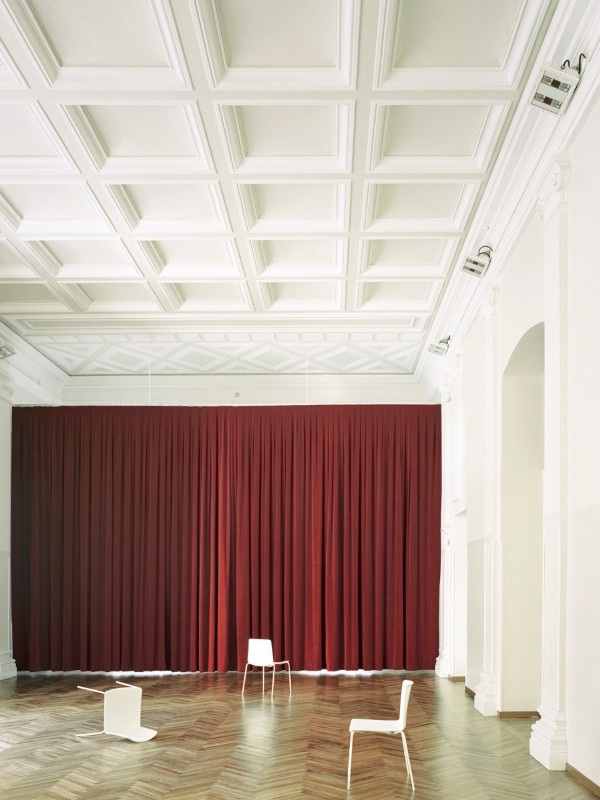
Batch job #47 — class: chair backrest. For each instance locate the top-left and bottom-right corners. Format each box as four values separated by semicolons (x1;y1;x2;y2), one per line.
104;685;142;732
247;638;274;666
398;679;414;728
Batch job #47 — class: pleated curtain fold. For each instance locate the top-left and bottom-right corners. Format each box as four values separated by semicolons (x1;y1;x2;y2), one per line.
11;404;441;672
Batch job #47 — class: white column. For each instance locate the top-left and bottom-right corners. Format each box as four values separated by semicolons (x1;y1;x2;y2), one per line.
529;161;569;770
436;353;467;679
0;368;16;679
474;287;502;716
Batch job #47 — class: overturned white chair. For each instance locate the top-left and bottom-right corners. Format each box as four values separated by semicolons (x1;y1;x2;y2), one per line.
347;679;415;791
76;681;157;742
241;638;291;697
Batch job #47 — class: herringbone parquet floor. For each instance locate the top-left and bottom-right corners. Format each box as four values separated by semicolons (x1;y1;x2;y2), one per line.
0;670;596;800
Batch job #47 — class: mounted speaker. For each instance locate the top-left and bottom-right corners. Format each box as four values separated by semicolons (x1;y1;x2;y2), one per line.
462;246;492;278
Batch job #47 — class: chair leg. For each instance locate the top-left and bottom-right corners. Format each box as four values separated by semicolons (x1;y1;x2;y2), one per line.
347;731;355;789
262;666;265;695
271;666;276;698
286;661;292;694
401;731;415;791
241;664;249;696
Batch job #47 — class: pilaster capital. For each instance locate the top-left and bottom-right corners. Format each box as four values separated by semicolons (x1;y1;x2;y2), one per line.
536;159;571;221
441;526;453;547
481;285;500;321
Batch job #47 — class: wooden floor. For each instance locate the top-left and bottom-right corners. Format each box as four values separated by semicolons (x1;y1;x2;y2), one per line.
0;670;596;800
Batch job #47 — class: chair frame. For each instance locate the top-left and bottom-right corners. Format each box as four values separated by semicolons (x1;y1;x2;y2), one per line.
241;638;292;697
76;681;157;742
347;679;415;791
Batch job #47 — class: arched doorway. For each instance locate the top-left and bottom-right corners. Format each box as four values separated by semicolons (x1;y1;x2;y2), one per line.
500;322;544;713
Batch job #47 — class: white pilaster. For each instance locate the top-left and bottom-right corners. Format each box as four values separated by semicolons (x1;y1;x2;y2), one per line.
529;160;570;769
474;287;502;716
436;353;467;679
0;368;16;679
435;523;453;678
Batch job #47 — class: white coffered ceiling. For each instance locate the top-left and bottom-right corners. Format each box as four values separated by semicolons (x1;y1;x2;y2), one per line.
0;0;597;403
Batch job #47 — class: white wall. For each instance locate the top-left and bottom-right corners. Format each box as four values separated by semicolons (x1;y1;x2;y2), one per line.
455;82;600;786
564;87;600;788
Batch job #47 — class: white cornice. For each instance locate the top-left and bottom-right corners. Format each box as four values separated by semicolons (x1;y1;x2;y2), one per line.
424;0;600;385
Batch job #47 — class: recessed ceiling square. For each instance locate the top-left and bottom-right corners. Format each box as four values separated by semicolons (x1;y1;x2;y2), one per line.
0;282;63;304
265;281;341;310
119;183;223;225
236;105;338;157
215;0;337;68
372;183;464;220
254;239;341;277
241;182;344;229
196;0;356;89
365;238;445;269
79;105;201;158
0;241;24;265
0;184;105;226
393;0;524;68
0;104;61;157
382;104;487;157
0;42;22;88
28;0;170;68
175;282;250;310
153;239;239;278
81;282;157;308
359;280;436;308
44;239;130;268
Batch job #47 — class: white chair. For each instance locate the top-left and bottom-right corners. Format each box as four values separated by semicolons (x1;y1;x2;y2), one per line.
347;679;415;791
76;681;157;742
241;638;291;697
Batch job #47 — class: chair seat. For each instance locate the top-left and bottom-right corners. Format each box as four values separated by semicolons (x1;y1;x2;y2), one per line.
349;718;403;734
107;725;157;742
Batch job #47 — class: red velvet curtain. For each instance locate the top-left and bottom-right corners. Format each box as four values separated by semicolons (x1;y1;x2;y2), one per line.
11;405;441;672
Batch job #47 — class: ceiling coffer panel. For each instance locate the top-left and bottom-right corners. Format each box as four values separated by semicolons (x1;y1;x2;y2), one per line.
0;0;570;383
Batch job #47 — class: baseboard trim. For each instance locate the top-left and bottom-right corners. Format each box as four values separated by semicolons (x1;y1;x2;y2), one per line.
567;763;600;797
448;675;465;682
497;710;540;719
464;685;475;697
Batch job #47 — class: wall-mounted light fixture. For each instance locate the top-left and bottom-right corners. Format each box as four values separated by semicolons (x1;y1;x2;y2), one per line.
531;54;586;114
0;343;15;359
429;336;450;356
462;245;493;278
